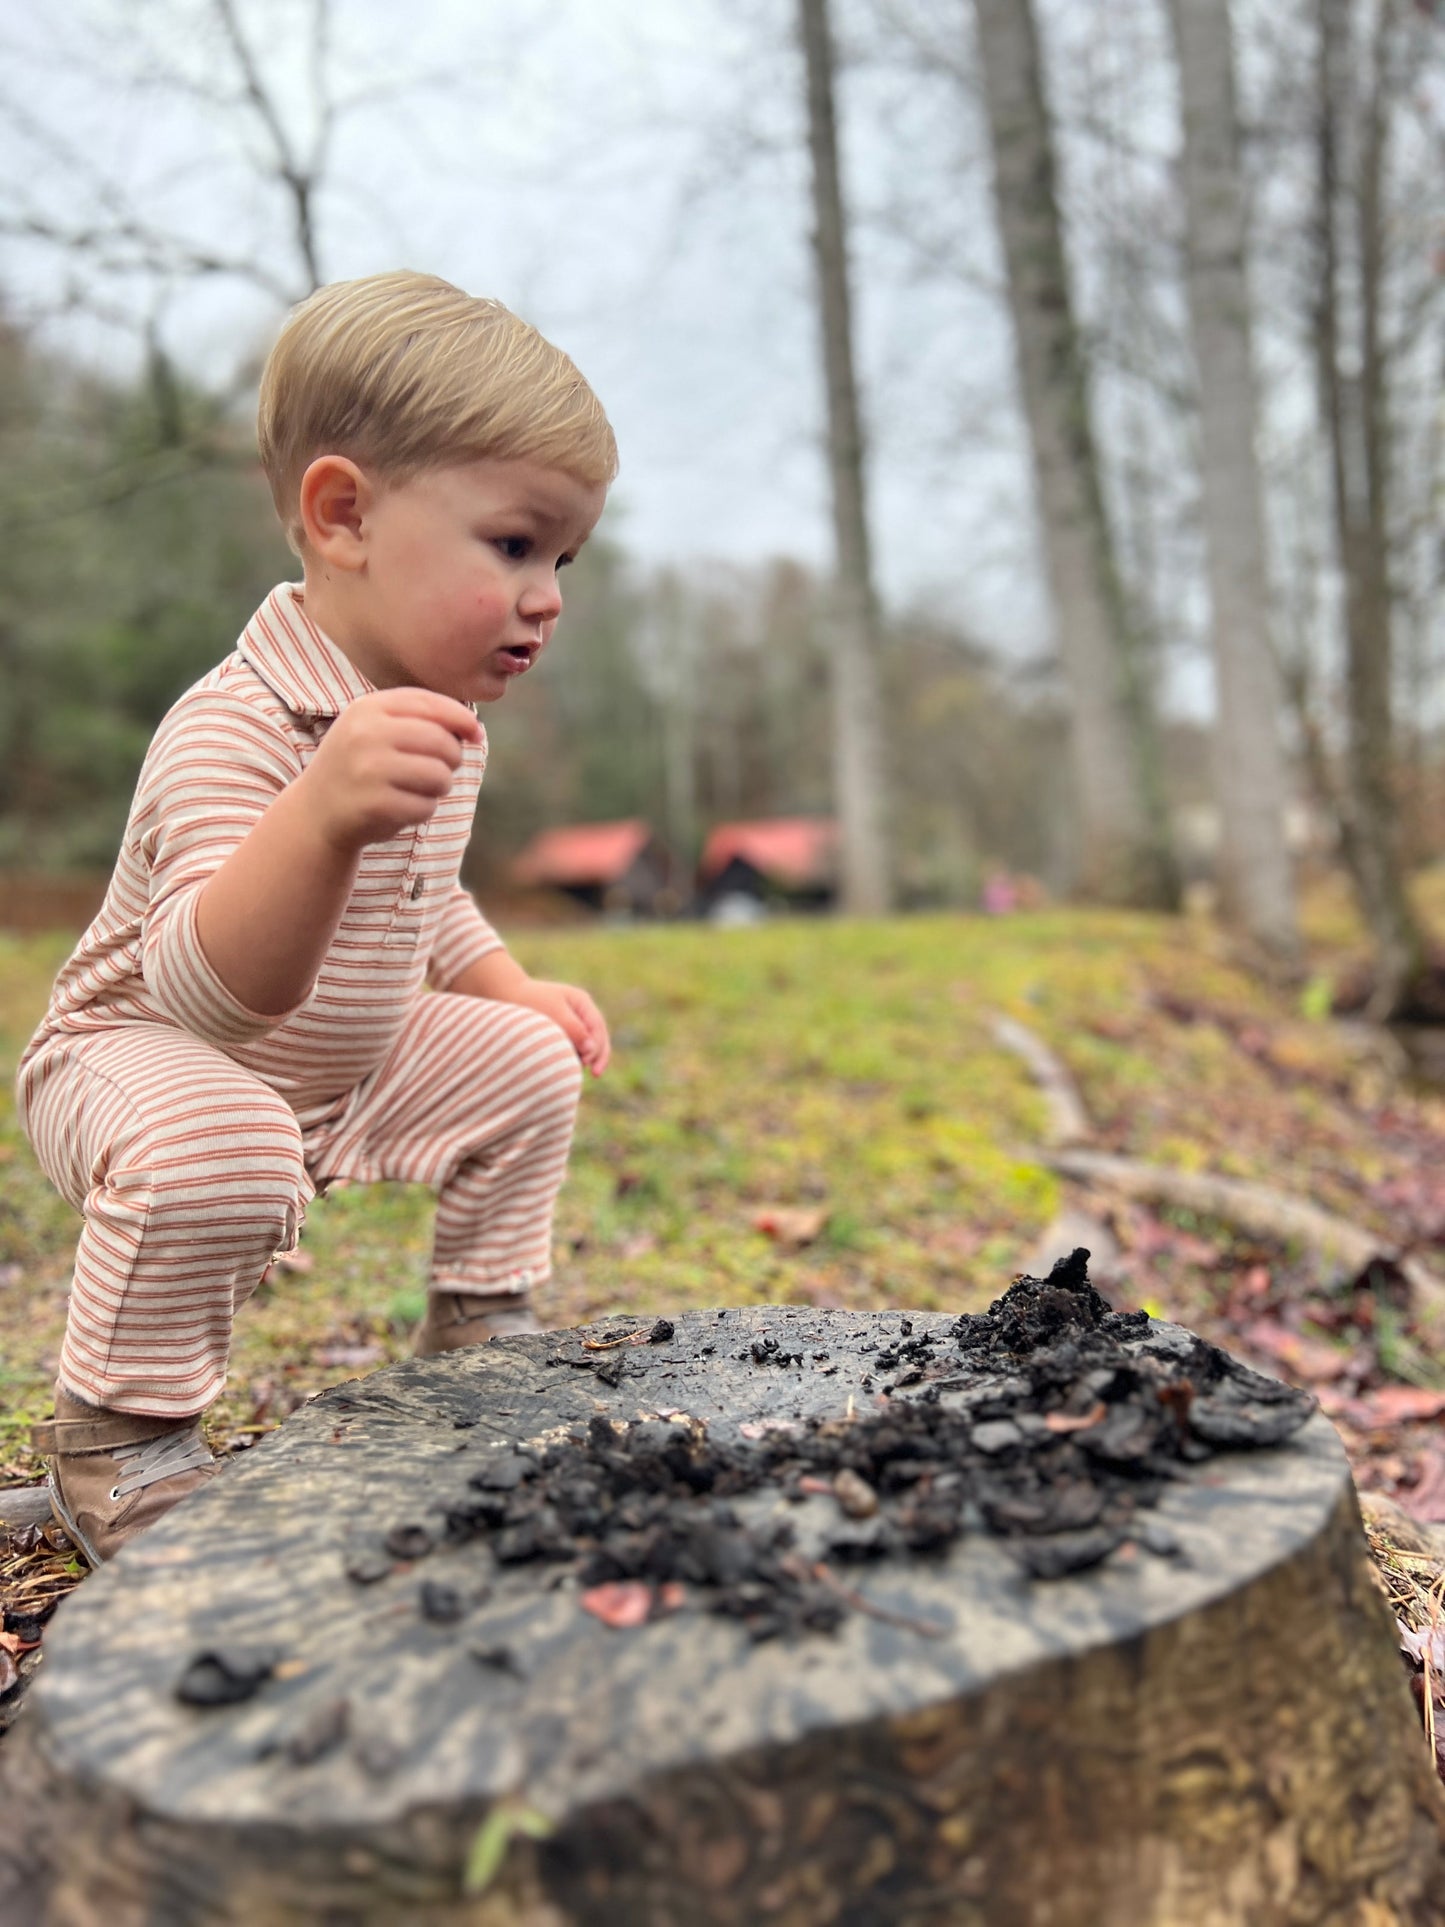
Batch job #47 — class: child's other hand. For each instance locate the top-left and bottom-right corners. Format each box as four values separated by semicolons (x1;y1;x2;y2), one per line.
512;979;611;1077
302;689;483;850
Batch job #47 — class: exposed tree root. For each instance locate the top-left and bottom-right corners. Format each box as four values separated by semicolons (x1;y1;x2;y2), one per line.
991;1012;1445;1334
988;1015;1092;1146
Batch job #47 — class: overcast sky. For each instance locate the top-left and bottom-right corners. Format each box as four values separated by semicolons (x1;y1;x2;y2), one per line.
0;0;1061;658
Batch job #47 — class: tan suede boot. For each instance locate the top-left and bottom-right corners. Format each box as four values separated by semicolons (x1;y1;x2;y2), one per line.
31;1387;220;1568
414;1291;540;1355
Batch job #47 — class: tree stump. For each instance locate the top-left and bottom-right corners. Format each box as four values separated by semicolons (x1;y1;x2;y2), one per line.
2;1298;1442;1927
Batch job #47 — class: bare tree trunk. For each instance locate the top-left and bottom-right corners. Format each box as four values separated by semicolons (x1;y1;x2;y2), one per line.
1315;0;1427;1018
798;0;893;916
660;582;699;873
972;0;1177;910
1167;0;1299;961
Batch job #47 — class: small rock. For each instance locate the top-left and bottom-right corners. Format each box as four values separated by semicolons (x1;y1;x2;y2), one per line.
471;1453;535;1493
344;1549;394;1585
355;1734;403;1779
419;1580;465;1624
383;1522;434;1561
833;1469;879;1519
285;1696;350;1764
176;1647;278;1707
471;1643;527;1680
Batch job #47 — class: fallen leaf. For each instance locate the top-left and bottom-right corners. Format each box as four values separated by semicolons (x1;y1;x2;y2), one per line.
580;1582;654;1629
739;1418;801;1440
793;1278;846;1309
1242;1319;1352;1384
463;1805;554;1896
0;1629;41;1658
752;1205;828;1250
1401;1450;1445;1524
1043;1402;1107;1434
1360;1387;1445;1426
313;1344;383;1369
1399;1619;1445;1674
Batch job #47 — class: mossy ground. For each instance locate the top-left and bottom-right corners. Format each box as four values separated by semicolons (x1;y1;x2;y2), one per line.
5;887;1445;1471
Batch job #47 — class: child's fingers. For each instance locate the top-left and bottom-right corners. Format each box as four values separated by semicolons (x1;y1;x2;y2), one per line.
380;687;483;744
383;720;468;768
567;989;611;1075
384;752;458;800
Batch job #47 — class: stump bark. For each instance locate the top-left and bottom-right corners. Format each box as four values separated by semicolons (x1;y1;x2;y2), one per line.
2;1305;1442;1926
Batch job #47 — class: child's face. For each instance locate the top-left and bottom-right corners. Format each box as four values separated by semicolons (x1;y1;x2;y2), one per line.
340;458;606;705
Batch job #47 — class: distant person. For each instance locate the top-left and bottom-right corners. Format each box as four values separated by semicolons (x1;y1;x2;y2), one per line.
17;272;615;1564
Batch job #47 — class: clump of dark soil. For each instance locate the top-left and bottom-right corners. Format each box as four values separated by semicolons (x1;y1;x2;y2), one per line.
375;1251;1316;1642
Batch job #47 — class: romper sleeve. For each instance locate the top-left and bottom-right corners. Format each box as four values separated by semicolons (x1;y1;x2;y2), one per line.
426;883;506;992
135;690;310;1047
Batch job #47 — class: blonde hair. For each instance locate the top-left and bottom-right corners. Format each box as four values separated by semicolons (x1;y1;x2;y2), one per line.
257;270;617;549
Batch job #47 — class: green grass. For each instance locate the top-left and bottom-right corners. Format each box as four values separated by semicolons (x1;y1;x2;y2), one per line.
1;905;1437;1466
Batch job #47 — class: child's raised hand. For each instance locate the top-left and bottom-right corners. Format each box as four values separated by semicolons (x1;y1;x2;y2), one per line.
301;689;483;850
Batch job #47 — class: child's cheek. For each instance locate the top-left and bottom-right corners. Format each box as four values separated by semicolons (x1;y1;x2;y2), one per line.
471;588;511;633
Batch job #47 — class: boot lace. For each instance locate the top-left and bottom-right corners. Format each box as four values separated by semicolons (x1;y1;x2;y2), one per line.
109;1427;214;1501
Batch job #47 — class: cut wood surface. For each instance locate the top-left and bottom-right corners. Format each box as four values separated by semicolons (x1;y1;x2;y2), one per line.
2;1306;1442;1925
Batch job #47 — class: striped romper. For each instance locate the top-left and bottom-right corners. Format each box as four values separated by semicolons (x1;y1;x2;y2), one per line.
16;584;582;1418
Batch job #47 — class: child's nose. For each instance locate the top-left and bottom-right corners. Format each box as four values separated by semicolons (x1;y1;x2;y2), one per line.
521;572;563;625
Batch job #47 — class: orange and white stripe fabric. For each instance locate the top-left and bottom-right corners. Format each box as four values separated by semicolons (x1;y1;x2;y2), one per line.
16;584;582;1417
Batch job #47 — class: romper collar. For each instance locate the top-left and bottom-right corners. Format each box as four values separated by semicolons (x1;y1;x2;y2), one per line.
237;583;375;719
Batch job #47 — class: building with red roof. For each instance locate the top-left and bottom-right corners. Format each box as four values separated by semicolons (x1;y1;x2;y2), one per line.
509;819;677;916
698;817;838;913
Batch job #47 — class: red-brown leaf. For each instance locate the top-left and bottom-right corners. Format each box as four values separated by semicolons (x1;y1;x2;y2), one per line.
1043;1402;1107;1434
1362;1387;1445;1426
752;1206;828;1249
1242;1319;1352;1383
580;1582;654;1629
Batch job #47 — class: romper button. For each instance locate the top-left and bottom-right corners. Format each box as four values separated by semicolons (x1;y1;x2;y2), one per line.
410;877;424;901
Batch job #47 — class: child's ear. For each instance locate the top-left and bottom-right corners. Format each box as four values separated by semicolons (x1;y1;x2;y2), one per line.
298;456;371;570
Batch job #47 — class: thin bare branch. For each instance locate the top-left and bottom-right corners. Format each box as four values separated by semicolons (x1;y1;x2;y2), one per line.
211;0;322;287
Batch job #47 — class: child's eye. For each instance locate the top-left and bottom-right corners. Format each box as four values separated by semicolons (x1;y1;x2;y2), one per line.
557;553;575;570
493;535;531;561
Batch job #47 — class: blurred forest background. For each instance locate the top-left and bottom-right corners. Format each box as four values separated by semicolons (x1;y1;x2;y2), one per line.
1;0;1444;1012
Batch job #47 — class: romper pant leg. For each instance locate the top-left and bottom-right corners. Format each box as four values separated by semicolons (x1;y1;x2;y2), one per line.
19;1027;310;1418
306;994;582;1299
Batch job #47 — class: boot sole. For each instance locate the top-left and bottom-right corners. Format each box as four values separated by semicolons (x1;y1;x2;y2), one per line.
46;1471;104;1570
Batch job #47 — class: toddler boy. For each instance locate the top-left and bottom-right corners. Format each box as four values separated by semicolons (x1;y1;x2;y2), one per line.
17;271;615;1565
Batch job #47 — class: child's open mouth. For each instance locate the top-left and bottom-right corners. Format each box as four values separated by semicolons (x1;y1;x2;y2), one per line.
499;646;535;673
